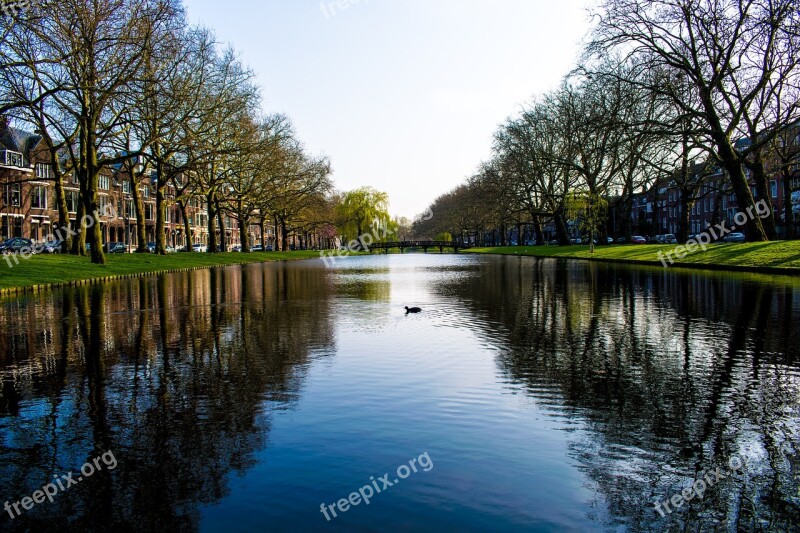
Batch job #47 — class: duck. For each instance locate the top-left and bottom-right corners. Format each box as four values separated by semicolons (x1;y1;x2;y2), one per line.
405;306;422;314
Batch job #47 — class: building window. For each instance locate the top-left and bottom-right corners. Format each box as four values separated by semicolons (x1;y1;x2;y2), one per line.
122;181;131;194
2;151;24;167
142;187;150;198
145;203;155;221
13;218;22;238
98;195;110;214
66;190;79;213
771;180;778;198
35;163;53;180
4;184;21;207
31;186;48;209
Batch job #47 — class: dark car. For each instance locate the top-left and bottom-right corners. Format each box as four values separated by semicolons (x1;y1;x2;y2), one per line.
0;238;34;255
105;242;128;254
631;235;647;244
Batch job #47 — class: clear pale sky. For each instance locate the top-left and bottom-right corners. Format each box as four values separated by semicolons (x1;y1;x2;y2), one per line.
185;0;593;219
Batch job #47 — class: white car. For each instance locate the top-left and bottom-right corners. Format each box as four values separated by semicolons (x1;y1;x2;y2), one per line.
723;232;746;243
192;243;208;253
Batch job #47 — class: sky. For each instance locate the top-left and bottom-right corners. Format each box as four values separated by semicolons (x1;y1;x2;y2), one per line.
185;0;594;219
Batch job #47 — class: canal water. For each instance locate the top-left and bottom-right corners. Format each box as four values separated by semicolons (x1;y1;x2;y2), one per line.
0;255;799;532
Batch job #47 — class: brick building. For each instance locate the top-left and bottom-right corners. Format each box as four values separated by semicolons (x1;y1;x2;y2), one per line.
0;119;280;250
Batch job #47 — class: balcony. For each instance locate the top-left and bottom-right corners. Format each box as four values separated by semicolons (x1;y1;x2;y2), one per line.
0;150;27;169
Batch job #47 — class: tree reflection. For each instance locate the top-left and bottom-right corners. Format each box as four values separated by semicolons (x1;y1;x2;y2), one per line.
0;263;334;531
434;258;800;531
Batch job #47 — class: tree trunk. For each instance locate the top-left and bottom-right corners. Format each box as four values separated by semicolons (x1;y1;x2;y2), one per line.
155;177;167;254
71;201;86;255
217;204;226;252
678;191;694;243
179;201;192;251
206;191;217;253
748;156;777;239
783;167;795;239
260;218;267;248
710;123;768;241
130;174;148;253
554;207;570;245
533;217;544;245
52;173;71;252
238;216;250;253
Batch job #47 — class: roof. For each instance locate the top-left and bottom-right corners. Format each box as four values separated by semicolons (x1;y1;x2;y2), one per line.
0;125;43;155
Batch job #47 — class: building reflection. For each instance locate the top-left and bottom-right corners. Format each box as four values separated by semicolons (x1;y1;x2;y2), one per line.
0;262;334;531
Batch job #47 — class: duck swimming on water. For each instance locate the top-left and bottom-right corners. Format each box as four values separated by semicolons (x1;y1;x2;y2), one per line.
405;306;422;314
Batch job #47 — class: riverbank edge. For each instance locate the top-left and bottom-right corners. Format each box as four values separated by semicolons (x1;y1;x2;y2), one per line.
0;252;323;298
466;246;800;276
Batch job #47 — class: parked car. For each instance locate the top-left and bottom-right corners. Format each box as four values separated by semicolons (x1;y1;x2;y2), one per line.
631;236;647;244
165;245;176;254
569;238;582;245
104;242;127;254
616;237;628;244
265;246;274;251
723;232;746;243
192;243;208;253
251;245;264;252
38;239;64;254
663;234;678;244
0;238;34;255
231;245;242;252
146;242;157;254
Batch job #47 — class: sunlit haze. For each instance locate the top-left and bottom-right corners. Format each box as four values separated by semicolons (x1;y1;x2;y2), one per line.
185;0;593;219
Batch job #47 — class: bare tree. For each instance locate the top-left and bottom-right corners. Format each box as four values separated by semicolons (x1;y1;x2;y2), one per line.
590;0;800;241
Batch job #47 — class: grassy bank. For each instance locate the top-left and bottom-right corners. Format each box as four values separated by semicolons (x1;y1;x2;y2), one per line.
0;250;323;293
467;241;800;274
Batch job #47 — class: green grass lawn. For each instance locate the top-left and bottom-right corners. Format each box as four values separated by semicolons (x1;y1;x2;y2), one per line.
0;250;323;292
467;241;800;273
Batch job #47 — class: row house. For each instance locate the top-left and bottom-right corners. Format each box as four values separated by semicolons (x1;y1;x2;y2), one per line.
0;119;276;249
630;147;800;239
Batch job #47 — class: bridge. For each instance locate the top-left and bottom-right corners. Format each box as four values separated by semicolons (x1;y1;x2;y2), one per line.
367;241;473;254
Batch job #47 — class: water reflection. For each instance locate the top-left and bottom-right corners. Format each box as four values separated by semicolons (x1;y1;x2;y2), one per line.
0;256;798;532
432;257;800;530
0;263;334;531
